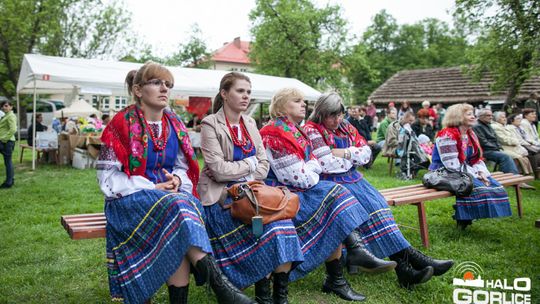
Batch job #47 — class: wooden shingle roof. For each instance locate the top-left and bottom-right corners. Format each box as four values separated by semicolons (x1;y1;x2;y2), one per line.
368;67;540;105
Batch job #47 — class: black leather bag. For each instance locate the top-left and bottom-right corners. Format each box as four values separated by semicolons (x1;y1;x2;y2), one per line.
422;166;474;196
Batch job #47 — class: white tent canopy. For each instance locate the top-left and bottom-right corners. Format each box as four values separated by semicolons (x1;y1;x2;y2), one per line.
17;54;321;101
54;99;100;118
17;54;322;170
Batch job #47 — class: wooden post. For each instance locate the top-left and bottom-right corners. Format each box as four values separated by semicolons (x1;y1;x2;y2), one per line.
388;156;394;176
414;202;430;248
515;185;523;218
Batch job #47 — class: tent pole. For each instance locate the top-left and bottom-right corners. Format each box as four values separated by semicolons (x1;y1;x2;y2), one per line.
32;78;37;170
16;93;20;148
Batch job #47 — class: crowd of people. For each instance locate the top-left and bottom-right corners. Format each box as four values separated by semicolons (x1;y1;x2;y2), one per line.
2;61;537;303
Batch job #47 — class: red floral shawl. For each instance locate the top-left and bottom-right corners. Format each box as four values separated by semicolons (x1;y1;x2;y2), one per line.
260;117;313;161
101;105;200;197
303;120;367;149
436;127;483;165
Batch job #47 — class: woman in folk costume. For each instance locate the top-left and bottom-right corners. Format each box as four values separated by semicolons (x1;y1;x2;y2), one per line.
198;72;304;304
97;63;252;304
430;103;511;230
261;89;392;302
302;91;453;289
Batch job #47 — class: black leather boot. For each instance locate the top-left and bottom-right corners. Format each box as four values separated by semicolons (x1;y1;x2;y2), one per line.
194;255;255;304
344;230;397;274
456;219;473;230
168;285;188;304
390;251;434;289
402;247;454;276
254;277;272;304
322;259;366;302
273;272;290;304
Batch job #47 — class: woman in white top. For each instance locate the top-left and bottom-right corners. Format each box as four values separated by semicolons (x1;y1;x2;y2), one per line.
520;108;540;146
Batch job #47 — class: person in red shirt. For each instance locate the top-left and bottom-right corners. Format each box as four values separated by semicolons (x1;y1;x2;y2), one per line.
422;100;438;122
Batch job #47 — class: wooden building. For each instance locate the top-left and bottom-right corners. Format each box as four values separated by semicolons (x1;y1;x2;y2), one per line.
368;67;540;107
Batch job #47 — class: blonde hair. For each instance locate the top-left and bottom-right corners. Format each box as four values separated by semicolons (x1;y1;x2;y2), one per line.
269;88;304;119
442;103;474;127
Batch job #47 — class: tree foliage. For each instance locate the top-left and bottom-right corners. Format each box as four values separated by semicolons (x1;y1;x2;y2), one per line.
249;0;348;91
0;0;131;100
120;24;211;69
455;0;540;105
346;10;471;102
166;24;211;68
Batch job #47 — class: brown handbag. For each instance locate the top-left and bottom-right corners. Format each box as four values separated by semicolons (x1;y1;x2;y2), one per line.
225;181;300;236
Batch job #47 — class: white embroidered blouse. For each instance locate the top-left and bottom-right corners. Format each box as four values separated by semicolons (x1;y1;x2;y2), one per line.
96;121;193;199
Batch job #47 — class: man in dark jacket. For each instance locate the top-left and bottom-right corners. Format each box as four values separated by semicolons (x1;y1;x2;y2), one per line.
348;106;380;168
473;109;534;189
27;113;48;146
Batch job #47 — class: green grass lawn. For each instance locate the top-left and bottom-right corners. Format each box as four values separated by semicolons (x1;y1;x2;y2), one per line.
0;142;539;303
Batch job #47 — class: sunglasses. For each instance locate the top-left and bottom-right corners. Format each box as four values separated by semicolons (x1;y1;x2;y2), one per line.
144;79;174;89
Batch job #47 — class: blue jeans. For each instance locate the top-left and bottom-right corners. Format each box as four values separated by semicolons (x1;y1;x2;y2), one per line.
483;150;519;174
0;140;15;185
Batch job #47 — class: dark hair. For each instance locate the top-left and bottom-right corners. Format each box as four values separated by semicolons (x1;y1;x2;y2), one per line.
125;61;174;103
213;72;251;113
522;108;536;117
101;114;110;121
507;113;520;124
0;101;13;107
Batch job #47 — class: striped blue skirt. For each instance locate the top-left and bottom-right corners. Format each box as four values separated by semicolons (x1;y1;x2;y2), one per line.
105;189;212;304
266;179;369;281
323;170;411;258
204;200;304;289
455;176;511;220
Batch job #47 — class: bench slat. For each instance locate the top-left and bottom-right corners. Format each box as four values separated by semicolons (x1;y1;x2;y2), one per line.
70;226;106;240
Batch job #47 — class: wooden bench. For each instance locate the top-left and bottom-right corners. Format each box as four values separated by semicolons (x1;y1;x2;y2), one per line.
379;172;533;248
61;172;534;246
61;213;106;240
20;143;59;164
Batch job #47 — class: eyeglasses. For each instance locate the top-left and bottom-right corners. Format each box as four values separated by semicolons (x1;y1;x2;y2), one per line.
144;79;174;89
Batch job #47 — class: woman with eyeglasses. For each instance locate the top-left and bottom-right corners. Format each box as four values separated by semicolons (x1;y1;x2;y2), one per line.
260;88;399;302
301;91;452;289
97;62;252;304
199;72;304;304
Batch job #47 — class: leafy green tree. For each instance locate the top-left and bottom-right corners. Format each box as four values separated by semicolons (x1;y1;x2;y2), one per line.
455;0;540;106
166;24;211;68
0;0;131;100
348;10;471;102
249;0;348;91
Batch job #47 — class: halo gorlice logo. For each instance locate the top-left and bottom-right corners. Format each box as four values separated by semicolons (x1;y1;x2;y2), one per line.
452;262;532;304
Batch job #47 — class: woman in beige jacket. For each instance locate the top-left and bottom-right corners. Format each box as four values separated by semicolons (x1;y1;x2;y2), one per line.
492;111;533;175
521;108;540;146
198;72;304;304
